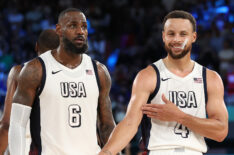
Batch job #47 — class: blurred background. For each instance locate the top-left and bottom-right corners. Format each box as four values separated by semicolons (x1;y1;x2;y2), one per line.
0;0;233;154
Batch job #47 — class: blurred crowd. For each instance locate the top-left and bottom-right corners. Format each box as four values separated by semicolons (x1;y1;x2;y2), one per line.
0;0;234;153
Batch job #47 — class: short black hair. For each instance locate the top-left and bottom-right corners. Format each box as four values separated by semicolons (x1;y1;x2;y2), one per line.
37;29;59;53
58;8;82;23
162;10;196;32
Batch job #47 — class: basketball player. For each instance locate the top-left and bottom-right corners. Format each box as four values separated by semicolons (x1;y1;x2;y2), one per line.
98;10;228;155
8;8;116;155
0;29;59;155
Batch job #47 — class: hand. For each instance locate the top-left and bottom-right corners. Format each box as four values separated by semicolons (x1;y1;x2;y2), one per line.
142;94;185;122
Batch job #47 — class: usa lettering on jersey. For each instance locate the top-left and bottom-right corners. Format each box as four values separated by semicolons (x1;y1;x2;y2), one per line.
169;91;197;108
60;82;87;98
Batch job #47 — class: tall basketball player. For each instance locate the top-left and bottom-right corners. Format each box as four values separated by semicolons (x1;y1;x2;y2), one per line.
8;8;116;155
0;29;59;155
98;10;228;155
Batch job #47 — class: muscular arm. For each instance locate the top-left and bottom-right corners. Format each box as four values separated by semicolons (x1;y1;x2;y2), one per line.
8;58;42;154
0;65;22;154
99;66;155;155
179;70;228;142
96;62;116;146
13;59;42;106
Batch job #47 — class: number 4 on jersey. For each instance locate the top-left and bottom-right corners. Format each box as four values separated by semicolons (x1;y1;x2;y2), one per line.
174;123;189;138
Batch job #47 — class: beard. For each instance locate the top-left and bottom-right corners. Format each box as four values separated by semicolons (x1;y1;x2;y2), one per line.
62;36;88;54
164;43;192;59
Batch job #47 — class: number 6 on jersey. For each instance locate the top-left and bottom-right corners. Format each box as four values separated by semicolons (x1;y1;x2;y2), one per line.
69;104;81;127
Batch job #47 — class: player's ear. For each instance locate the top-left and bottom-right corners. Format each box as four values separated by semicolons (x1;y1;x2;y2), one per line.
162;31;165;43
56;24;62;37
192;32;197;43
35;42;38;53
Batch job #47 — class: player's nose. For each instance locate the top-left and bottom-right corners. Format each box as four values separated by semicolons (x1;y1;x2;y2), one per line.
172;34;183;42
75;26;85;35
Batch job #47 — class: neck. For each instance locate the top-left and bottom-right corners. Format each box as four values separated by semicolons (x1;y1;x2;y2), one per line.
163;54;194;77
52;45;83;69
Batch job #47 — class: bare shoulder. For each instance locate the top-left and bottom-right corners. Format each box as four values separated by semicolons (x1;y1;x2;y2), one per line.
18;58;43;84
7;65;23;85
8;65;22;76
136;65;156;81
95;61;111;90
206;69;223;82
206;69;224;95
13;58;43;105
133;65;157;93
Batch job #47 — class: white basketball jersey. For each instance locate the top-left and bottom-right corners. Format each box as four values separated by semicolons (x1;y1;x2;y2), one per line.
29;51;101;155
141;59;208;153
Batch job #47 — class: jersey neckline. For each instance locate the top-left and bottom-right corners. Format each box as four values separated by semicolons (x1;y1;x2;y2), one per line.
48;50;87;73
160;59;197;81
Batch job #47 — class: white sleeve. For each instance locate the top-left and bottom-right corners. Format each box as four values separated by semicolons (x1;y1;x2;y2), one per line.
9;103;31;155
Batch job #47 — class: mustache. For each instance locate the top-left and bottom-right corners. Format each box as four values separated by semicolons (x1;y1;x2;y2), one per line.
73;35;85;41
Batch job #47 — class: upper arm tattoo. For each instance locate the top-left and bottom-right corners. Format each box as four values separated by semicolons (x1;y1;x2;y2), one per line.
13;58;43;107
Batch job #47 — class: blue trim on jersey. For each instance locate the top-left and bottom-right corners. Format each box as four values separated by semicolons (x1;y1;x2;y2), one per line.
92;60;101;92
141;114;152;151
92;60;102;147
29;57;46;155
148;64;160;101
140;64;161;151
37;57;46;96
202;67;208;104
30;96;42;155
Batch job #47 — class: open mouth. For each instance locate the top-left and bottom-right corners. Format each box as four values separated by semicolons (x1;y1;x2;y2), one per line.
172;45;183;48
169;39;188;50
74;36;85;44
170;44;183;50
74;39;84;44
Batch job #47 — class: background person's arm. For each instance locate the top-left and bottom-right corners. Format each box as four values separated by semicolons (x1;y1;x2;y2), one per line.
0;65;22;154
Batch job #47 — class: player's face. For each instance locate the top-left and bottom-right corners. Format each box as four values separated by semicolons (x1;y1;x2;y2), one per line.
162;18;196;59
58;11;88;54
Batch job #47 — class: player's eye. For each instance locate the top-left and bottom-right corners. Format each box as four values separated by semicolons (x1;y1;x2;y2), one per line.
69;24;77;29
82;25;87;29
181;32;187;36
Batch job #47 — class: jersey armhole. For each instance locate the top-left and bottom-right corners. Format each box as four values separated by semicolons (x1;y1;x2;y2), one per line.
202;67;208;104
36;57;46;96
91;60;101;92
147;64;160;102
140;64;160;151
